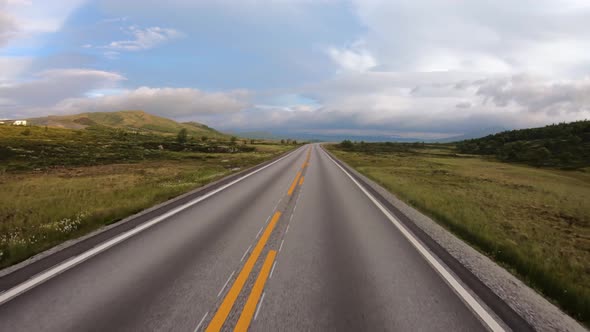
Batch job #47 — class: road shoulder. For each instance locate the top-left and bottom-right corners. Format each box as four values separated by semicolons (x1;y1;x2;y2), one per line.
323;145;586;332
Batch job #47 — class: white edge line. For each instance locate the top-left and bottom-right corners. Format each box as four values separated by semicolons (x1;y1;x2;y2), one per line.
0;146;305;306
269;261;277;279
194;311;209;332
322;149;505;332
240;245;252;262
254;292;266;321
289;213;293;222
285;224;290;234
265;214;271;225
279;239;284;252
217;270;236;297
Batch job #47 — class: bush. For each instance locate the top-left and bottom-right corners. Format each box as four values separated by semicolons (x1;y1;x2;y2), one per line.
177;128;188;144
340;140;354;149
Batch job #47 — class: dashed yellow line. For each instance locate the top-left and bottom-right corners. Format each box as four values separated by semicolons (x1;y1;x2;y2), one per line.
205;212;282;332
299;176;304;186
287;171;301;196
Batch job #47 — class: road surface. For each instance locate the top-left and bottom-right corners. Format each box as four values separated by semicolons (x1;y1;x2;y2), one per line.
0;144;528;331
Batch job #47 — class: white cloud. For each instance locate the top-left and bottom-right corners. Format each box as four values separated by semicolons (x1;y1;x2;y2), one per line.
350;0;590;78
0;56;33;81
105;26;183;51
54;87;249;117
0;66;250;119
0;0;20;46
328;46;377;72
0;68;124;108
208;70;590;136
473;74;590;114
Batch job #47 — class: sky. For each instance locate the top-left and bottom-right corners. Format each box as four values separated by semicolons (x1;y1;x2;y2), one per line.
1;0;590;139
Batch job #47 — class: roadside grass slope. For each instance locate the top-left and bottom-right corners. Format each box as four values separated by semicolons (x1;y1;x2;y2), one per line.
328;141;590;326
0;123;296;269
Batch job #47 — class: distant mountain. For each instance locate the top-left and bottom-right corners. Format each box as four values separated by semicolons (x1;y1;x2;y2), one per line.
26;110;225;137
435;127;507;143
234;131;437;143
234;128;507;143
456;120;590;168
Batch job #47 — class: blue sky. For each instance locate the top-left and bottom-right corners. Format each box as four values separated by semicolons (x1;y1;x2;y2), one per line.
1;0;590;139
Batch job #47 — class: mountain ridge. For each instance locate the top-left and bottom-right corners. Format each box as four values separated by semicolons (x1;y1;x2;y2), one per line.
26;110;225;137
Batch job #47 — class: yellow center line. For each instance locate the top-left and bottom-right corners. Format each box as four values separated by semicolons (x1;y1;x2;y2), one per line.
205;212;282;332
287;171;301;196
207;147;312;330
234;250;277;332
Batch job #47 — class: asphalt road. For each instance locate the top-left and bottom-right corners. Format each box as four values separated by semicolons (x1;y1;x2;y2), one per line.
0;144;522;331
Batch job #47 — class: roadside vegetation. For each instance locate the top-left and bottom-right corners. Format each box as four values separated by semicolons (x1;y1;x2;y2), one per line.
456;120;590;169
0;123;298;269
328;135;590;325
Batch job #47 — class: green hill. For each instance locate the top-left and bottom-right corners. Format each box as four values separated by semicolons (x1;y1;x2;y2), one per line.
26;110;225;138
456;120;590;168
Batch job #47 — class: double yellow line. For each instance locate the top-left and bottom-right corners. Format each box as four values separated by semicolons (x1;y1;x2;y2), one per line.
206;147;311;332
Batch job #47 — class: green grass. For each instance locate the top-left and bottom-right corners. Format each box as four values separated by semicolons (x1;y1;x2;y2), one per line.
327;143;590;325
0;125;295;268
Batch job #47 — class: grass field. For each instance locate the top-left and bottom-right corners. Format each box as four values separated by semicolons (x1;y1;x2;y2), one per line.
327;143;590;325
0;125;294;269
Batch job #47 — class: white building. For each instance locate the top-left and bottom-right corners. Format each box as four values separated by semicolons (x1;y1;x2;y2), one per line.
13;120;27;126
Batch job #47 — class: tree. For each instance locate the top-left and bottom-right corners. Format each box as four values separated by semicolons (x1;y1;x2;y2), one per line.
177;128;188;144
340;140;353;149
201;136;208;142
280;139;285;144
230;136;238;145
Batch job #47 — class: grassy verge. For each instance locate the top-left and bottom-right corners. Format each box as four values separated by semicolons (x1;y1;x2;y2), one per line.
0;125;295;268
327;143;590;325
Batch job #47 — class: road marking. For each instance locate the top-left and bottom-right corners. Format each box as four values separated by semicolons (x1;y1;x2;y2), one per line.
287;171;302;196
269;261;277;279
0;147;304;306
323;149;505;332
254;292;266;321
217;270;236;297
289;213;293;222
256;226;264;239
265;215;271;224
234;250;277;332
240;245;252;262
194;311;209;332
279;239;284;252
285;224;290;234
205;212;282;332
299;176;304;186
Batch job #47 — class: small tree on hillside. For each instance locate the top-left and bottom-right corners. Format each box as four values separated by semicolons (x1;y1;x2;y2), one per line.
177;128;188;144
230;136;238;145
340;140;353;149
201;136;208;142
